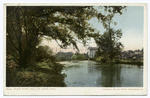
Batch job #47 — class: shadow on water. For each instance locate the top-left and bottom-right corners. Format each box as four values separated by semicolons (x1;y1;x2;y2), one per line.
87;62;122;87
61;60;143;87
96;64;121;87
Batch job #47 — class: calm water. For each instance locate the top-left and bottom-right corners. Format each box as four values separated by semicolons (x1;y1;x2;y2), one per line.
60;60;143;87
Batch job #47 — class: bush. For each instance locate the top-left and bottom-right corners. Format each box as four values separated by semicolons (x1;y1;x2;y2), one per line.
94;56;108;63
6;54;18;86
71;54;87;60
6;55;66;87
77;54;86;60
95;56;103;62
6;69;66;87
37;60;54;70
71;55;77;60
6;63;66;87
16;71;66;87
6;46;66;87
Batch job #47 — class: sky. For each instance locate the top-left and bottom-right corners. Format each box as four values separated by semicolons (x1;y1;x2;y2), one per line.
41;6;144;53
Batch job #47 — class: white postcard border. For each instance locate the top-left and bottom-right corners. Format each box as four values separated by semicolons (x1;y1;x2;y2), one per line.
3;3;148;95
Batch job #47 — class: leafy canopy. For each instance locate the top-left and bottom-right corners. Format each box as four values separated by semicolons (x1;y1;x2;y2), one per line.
6;6;125;67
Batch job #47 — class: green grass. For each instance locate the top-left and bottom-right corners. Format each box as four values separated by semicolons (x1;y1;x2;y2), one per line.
94;56;143;66
114;59;143;65
6;61;66;87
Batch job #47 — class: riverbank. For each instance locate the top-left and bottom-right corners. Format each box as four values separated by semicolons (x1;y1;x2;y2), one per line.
94;59;143;66
116;60;143;66
59;59;143;66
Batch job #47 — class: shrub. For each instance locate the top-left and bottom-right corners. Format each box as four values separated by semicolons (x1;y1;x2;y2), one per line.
6;55;66;87
6;63;66;87
71;54;87;60
71;55;77;60
95;56;109;63
14;71;66;87
95;56;103;62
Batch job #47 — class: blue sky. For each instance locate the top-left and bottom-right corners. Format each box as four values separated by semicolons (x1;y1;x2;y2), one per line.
88;6;144;51
114;6;144;50
42;6;144;53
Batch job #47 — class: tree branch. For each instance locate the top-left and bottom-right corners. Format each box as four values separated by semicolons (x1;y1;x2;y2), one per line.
7;6;18;17
55;39;63;48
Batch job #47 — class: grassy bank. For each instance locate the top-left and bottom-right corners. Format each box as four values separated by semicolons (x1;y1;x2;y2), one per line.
115;59;143;66
94;56;143;65
6;61;66;87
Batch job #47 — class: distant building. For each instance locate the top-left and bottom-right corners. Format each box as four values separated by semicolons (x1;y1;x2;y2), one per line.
128;50;134;56
120;49;143;60
134;50;143;55
87;47;98;59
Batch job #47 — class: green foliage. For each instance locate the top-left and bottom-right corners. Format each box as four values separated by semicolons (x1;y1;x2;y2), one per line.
115;59;143;65
56;57;67;61
95;13;124;62
6;6;125;68
95;56;109;63
37;61;53;70
6;54;18;67
7;70;66;87
95;56;103;62
71;53;87;60
76;54;87;60
71;55;77;60
6;6;126;86
6;54;18;86
6;47;66;87
36;46;54;62
56;52;74;61
6;58;66;87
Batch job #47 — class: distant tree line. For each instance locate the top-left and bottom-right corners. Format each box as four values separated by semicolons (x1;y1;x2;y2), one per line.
55;52;88;61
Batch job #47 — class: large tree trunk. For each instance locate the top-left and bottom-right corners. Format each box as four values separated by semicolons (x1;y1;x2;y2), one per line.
16;7;26;68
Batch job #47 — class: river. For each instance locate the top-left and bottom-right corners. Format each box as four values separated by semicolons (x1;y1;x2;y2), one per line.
60;60;143;87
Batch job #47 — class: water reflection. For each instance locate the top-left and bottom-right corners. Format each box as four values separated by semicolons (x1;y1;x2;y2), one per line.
61;61;143;87
94;64;122;87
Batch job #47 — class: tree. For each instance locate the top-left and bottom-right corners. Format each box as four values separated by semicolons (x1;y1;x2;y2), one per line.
6;6;125;68
36;46;54;62
95;13;124;61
